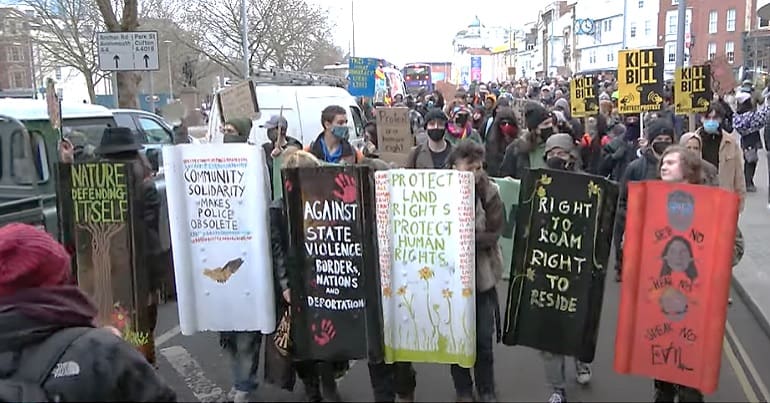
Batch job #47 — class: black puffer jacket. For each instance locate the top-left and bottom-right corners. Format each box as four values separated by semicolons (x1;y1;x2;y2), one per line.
0;308;176;402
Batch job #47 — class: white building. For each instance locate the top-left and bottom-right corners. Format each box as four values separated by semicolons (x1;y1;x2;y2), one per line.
451;17;514;84
515;22;542;79
452;16;511;53
574;0;625;73
623;0;661;50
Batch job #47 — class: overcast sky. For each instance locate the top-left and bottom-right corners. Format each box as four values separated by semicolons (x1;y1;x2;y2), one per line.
313;0;546;66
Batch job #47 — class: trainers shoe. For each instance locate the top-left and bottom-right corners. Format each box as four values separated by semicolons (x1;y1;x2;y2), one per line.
576;365;592;385
479;393;497;402
233;390;251;403
615;272;622;282
395;392;415;402
548;390;566;403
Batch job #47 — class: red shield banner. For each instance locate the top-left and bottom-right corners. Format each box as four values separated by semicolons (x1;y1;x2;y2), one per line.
615;181;739;393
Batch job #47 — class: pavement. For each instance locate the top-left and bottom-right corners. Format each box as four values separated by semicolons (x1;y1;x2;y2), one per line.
733;151;770;337
152;272;770;402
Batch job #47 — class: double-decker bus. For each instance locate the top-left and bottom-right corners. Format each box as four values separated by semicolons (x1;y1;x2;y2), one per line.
403;63;433;95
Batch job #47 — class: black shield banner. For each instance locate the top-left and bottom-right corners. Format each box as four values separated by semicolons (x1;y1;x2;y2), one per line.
502;168;618;362
58;161;149;337
283;165;384;361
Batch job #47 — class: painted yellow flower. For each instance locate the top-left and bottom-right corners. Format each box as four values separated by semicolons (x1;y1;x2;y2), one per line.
442;288;453;299
382;287;392;298
588;181;601;197
526;268;536;282
462;287;473;298
397;285;407;296
419;266;435;280
539;174;552;185
537;186;547;198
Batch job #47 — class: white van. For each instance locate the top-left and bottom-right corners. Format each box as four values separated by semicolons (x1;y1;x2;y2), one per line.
207;84;367;149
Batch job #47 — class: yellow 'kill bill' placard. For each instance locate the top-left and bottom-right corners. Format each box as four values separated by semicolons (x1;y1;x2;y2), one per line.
674;65;712;115
617;48;665;114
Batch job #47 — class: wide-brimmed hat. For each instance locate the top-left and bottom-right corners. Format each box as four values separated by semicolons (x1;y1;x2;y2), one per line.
94;127;143;155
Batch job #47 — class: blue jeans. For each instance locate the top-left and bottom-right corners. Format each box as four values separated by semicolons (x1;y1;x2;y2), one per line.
220;331;263;392
450;288;499;398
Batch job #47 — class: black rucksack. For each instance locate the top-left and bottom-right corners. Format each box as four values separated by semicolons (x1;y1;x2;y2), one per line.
0;327;92;403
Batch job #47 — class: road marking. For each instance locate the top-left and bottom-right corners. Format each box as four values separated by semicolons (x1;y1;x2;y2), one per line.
726;320;770;402
160;345;226;402
723;335;758;403
156;325;181;347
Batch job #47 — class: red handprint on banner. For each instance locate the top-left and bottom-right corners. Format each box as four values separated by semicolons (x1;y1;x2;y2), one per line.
284;179;293;193
311;318;337;346
332;173;357;203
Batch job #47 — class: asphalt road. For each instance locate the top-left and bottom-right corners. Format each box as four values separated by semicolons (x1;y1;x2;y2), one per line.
152;270;770;402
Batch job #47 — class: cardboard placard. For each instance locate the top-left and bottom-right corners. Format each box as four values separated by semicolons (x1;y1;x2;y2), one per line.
376;108;412;164
218;80;260;123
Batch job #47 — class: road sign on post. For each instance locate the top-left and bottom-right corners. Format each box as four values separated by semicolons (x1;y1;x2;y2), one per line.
97;31;160;71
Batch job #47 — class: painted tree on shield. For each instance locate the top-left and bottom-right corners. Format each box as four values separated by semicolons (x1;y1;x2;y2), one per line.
79;221;125;325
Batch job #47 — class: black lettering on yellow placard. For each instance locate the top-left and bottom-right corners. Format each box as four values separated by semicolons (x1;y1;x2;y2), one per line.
618;49;664;114
675;65;711;114
71;163;128;224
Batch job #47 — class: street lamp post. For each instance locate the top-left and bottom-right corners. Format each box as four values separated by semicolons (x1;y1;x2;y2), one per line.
164;40;173;103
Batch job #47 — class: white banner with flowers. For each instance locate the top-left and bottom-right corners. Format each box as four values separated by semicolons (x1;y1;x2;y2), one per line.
375;169;476;368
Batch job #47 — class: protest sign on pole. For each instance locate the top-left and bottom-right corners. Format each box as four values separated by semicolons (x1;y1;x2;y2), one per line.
674;65;713;115
617;48;666;114
569;75;599;118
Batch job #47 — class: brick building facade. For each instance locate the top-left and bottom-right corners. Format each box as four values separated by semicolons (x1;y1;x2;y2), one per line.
0;7;33;94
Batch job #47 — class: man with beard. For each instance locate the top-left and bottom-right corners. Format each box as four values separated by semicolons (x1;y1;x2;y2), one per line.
613;119;676;282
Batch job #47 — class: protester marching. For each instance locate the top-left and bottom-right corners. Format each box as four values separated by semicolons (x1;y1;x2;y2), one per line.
3;8;770;403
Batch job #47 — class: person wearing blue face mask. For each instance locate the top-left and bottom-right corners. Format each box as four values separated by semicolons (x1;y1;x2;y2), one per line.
695;101;746;211
305;105;364;164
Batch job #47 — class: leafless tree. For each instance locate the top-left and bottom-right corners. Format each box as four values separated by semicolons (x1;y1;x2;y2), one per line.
94;0;141;107
179;0;342;77
21;0;108;103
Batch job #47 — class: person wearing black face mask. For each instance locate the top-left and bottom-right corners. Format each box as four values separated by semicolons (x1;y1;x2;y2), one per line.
499;103;556;179
406;109;454;169
612;119;675;282
600;115;641;181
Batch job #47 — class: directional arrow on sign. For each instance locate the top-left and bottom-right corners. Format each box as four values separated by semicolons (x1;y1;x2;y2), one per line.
144;54;149;68
113;55;120;69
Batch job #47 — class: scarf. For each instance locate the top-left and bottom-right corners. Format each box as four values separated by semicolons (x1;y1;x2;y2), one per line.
0;285;97;328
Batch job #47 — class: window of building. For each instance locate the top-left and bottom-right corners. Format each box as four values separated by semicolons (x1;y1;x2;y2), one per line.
708;42;716;60
589;50;596;64
666;43;676;62
9;71;26;88
761;17;769;29
667;15;676;35
630;22;637;37
709;11;718;34
603;19;612;32
672;0;679;4
607;52;615;62
8;21;17;35
8;46;22;62
726;9;736;32
645;20;652;36
638;0;644;7
726;41;735;63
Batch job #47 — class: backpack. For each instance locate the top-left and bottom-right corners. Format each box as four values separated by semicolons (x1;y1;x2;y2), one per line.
0;327;92;403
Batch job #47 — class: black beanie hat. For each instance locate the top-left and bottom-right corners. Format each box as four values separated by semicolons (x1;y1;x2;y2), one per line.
423;109;449;129
645;118;675;141
524;103;552;131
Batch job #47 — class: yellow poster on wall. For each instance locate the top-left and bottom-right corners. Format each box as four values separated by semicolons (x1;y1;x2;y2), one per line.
616;48;665;115
674;65;712;115
569;75;599;118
